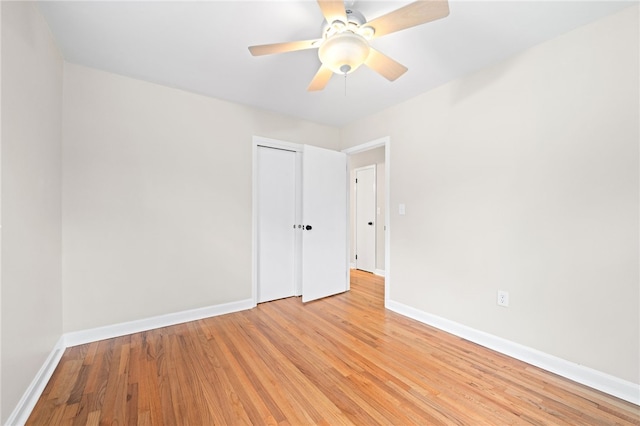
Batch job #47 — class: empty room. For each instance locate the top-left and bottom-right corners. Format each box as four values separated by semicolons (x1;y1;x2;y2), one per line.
1;0;639;424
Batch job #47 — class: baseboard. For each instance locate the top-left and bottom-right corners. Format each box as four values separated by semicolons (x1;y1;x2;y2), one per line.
385;300;640;405
6;298;255;425
5;336;66;426
64;298;254;347
349;265;385;277
11;298;638;426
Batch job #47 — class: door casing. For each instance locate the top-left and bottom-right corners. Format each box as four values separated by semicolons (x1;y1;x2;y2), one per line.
343;137;391;305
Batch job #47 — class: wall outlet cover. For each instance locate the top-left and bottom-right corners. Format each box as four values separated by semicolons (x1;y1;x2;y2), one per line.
497;290;509;307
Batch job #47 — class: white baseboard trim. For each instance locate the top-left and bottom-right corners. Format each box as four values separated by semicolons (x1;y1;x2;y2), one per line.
6;299;254;426
386;299;640;405
64;298;254;347
349;265;385;277
6;336;66;426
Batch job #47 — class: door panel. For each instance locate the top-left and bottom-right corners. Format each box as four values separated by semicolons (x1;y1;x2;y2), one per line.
257;146;296;303
356;167;376;272
301;145;348;303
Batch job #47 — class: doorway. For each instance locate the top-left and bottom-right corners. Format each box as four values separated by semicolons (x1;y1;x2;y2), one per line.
343;137;390;303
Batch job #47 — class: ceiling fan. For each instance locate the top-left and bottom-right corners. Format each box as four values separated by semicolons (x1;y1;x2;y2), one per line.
248;0;449;91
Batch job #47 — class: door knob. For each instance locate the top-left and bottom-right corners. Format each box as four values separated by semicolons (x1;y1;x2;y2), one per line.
305;225;312;230
368;222;373;226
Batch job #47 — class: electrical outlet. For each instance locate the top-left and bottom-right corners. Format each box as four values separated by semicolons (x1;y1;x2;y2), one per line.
497;290;509;307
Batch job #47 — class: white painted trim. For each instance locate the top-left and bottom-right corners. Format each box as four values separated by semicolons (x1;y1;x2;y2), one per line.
342;137;391;304
342;137;388;155
5;336;66;426
9;297;637;425
348;267;385;277
383;140;390;303
64;298;253;348
8;298;254;424
386;299;640;405
253;136;303;153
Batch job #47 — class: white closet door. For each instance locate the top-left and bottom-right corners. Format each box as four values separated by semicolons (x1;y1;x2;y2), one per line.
257;146;296;303
301;144;348;303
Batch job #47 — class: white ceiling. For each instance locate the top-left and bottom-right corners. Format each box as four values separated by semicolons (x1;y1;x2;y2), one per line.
37;1;634;127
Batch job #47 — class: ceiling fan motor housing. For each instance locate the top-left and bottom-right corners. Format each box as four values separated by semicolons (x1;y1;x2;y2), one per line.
345;8;366;25
321;8;366;34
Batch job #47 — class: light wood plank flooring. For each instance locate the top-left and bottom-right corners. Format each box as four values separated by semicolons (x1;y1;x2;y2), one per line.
28;270;639;425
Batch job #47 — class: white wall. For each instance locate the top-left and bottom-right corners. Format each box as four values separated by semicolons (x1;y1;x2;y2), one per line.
341;6;639;384
349;147;385;271
62;63;341;332
1;3;3;419
1;2;63;422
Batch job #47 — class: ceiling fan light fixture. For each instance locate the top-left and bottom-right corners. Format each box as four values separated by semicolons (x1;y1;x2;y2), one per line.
358;26;375;39
331;20;346;32
318;32;370;75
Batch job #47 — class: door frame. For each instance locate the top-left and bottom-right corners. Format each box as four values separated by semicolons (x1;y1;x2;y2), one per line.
252;136;304;307
353;164;376;272
342;136;391;305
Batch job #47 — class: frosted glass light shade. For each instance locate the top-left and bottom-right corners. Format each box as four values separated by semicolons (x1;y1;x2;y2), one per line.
318;32;370;75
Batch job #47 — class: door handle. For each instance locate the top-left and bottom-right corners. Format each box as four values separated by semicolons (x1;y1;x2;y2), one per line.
368;222;373;226
305;225;312;230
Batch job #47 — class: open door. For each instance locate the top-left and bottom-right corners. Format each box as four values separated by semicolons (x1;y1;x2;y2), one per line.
301;144;348;302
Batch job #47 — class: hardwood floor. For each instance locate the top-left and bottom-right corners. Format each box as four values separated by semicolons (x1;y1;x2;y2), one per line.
28;270;639;425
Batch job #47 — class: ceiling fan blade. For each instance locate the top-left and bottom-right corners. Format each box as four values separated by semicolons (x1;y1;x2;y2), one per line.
307;65;333;91
366;0;449;39
317;0;346;24
364;48;408;81
248;39;322;56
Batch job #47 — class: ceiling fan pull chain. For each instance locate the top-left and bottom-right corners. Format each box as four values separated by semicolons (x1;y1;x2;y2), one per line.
344;73;347;96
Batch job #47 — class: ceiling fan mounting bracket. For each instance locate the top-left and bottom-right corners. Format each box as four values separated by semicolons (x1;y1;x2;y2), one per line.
345;9;366;26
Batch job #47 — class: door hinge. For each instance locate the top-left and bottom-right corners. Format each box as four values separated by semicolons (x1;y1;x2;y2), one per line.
355;178;358;183
355;254;358;260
